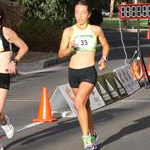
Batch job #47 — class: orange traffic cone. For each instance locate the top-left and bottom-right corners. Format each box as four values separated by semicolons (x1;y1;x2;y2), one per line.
131;60;148;80
131;60;142;80
148;53;150;76
33;87;57;122
146;28;150;39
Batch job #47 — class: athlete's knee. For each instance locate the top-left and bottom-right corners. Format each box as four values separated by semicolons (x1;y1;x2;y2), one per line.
74;99;85;111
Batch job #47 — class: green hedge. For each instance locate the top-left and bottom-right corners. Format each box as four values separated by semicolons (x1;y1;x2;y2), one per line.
17;18;149;53
17;18;63;52
102;18;149;29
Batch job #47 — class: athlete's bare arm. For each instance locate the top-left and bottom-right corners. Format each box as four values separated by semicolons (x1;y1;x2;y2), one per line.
58;27;75;58
3;27;28;74
95;26;109;57
3;27;28;61
92;25;109;70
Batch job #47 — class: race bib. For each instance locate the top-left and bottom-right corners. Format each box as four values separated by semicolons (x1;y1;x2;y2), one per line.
74;35;95;50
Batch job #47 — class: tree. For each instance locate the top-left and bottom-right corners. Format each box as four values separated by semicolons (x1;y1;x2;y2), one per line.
110;0;115;18
17;0;74;27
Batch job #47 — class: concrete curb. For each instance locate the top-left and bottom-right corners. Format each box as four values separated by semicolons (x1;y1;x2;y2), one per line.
43;57;70;68
18;43;150;74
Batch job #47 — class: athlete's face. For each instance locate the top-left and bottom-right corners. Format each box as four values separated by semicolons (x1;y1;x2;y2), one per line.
75;4;91;25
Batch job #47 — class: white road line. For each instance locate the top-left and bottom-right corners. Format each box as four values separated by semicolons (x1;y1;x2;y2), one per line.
2;98;149;136
18;65;67;75
7;99;150;102
7;100;40;102
15;122;43;132
121;99;150;102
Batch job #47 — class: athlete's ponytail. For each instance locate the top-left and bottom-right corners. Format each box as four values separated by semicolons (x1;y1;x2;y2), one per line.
89;8;103;26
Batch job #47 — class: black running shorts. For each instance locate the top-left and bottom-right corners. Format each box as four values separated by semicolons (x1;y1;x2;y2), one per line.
69;66;97;88
0;73;10;90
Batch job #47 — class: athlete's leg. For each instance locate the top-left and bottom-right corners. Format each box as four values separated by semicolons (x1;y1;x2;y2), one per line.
72;82;95;149
0;88;14;139
72;81;94;136
72;89;94;135
0;88;8;125
86;100;94;135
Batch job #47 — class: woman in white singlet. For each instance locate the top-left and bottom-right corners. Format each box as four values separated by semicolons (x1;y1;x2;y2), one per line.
58;0;109;150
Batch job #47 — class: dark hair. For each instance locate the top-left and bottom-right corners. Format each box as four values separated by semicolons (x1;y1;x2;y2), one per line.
89;8;103;26
0;2;25;30
74;0;91;13
0;7;4;24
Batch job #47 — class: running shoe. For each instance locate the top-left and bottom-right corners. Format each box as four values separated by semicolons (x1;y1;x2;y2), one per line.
0;144;3;150
91;132;99;146
1;115;14;139
83;135;94;150
85;144;97;150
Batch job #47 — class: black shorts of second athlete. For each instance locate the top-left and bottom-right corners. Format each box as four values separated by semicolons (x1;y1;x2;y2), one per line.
0;73;10;90
69;66;97;88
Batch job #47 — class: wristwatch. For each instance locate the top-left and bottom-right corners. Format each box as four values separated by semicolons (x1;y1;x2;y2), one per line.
12;58;19;65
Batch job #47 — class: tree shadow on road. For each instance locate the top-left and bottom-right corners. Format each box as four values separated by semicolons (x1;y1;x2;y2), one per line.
4;108;150;150
4;108;132;150
98;115;150;149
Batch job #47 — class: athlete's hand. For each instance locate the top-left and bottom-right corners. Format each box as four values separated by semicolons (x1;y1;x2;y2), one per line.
69;40;75;48
98;59;106;71
6;61;18;74
68;40;77;54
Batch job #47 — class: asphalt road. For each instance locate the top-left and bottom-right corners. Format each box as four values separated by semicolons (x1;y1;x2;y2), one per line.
0;29;150;150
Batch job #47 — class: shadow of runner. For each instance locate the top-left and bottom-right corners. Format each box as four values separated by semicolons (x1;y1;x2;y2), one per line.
3;106;138;150
98;115;150;149
4;119;79;150
4;108;131;150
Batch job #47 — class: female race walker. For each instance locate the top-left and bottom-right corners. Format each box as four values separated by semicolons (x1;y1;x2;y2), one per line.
0;5;28;139
58;0;109;149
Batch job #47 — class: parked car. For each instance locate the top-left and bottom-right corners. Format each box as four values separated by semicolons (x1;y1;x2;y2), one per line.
101;9;110;17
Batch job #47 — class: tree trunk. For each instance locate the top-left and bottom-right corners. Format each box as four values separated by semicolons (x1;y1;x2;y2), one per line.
110;0;115;18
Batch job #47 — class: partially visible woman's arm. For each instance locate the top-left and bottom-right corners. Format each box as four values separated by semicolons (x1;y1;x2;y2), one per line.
97;26;109;57
58;27;75;59
4;27;28;74
3;27;28;61
94;26;109;70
